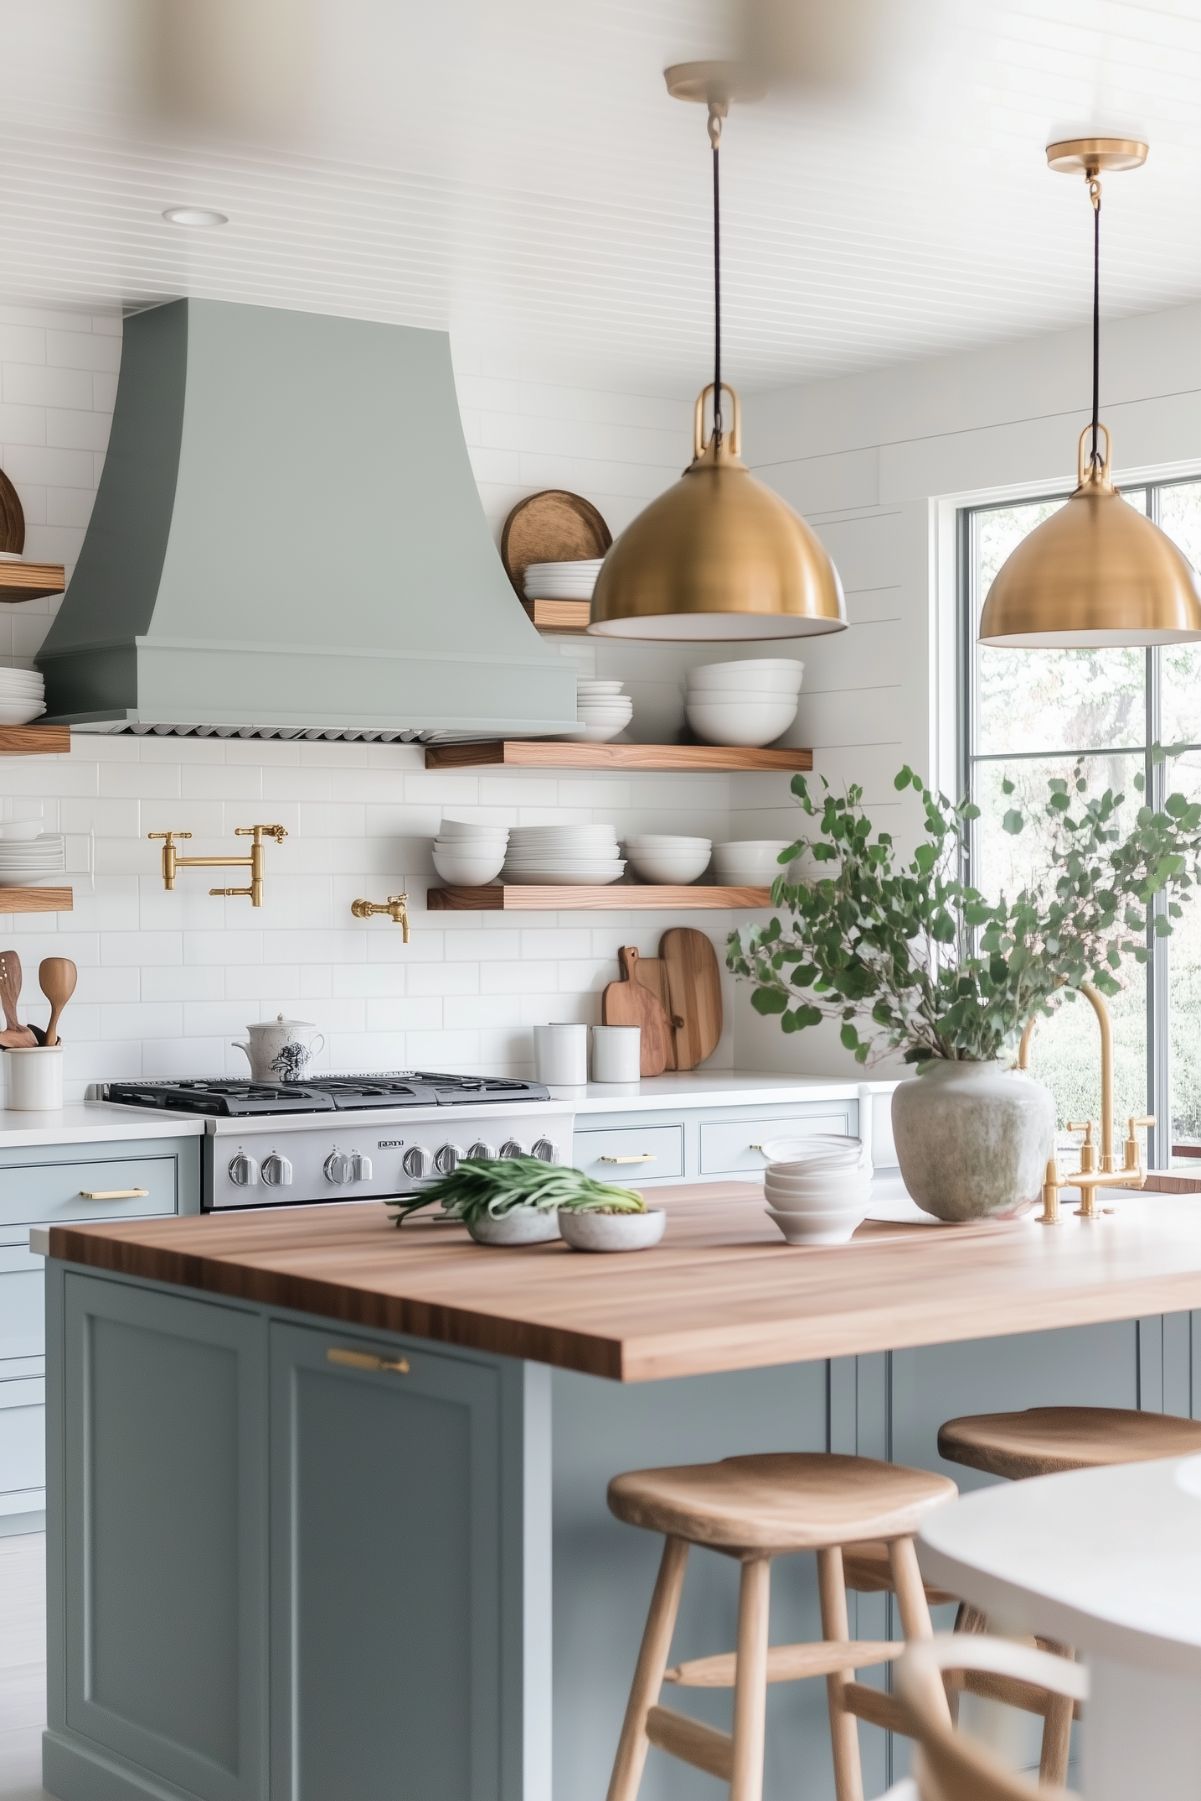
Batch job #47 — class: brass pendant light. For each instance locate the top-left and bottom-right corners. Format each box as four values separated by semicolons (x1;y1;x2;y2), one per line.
979;138;1201;648
588;63;847;641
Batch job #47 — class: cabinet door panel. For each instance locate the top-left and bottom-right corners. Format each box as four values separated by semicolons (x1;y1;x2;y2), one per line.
63;1274;266;1801
270;1324;504;1801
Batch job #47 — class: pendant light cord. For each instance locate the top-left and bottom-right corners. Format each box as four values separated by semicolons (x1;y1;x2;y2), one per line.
708;102;724;443
1089;171;1102;469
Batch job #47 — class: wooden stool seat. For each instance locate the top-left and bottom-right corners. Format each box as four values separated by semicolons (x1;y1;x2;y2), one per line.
938;1405;1201;1482
608;1452;957;1552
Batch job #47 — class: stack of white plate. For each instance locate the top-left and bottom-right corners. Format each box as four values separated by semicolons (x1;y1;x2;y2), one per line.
431;817;509;885
685;658;803;747
623;835;712;884
0;832;65;887
524;559;604;600
568;678;633;744
0;663;46;726
761;1135;871;1245
504;823;624;885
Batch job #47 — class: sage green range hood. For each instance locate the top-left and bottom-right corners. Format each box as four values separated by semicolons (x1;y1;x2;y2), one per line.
38;299;577;741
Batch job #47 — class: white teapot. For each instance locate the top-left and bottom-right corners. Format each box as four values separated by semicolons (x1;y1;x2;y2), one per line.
232;1015;325;1084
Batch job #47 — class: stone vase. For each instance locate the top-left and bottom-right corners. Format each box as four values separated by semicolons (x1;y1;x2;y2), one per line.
891;1059;1056;1222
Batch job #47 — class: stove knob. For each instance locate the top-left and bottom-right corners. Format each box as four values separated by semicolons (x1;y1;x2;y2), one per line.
228;1150;258;1187
531;1138;559;1164
467;1141;494;1162
261;1152;293;1188
499;1139;523;1160
323;1150;354;1185
434;1144;463;1176
351;1152;373;1181
402;1145;431;1179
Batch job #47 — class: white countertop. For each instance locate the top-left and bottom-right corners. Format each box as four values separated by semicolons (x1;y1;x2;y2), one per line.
0;1101;207;1150
573;1071;896;1114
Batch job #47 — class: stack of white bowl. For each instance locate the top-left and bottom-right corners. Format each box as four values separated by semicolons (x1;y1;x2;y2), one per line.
0;827;65;886
0;663;46;726
569;678;633;744
684;658;804;748
504;823;624;885
524;560;603;601
761;1134;871;1246
431;817;509;885
623;835;711;884
712;840;795;888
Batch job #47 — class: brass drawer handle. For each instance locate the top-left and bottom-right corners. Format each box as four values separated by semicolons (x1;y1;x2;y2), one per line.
598;1153;657;1165
78;1187;150;1201
326;1347;410;1376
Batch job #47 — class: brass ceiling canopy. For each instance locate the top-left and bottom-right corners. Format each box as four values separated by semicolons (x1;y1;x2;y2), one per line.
979;136;1201;649
588;63;847;642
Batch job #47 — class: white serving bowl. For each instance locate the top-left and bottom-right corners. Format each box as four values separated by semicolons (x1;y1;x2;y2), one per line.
431;846;507;885
564;722;629;743
625;843;712;884
577;701;633;716
687;659;805;694
685;698;797;748
438;818;510;839
765;1204;865;1247
764;1178;871;1213
712;841;797;886
624;834;712;852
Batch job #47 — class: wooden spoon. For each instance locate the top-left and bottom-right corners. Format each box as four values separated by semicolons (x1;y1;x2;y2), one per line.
0;951;35;1050
39;956;77;1047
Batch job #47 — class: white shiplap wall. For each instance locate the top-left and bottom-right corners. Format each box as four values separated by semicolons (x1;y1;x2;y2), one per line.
0;312;792;1100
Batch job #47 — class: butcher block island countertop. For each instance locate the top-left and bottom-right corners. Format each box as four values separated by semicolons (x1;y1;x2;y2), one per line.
45;1177;1201;1382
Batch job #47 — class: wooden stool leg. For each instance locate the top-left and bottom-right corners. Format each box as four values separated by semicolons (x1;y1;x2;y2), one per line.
817;1546;866;1801
730;1555;772;1801
888;1537;951;1727
1037;1639;1075;1787
606;1535;690;1801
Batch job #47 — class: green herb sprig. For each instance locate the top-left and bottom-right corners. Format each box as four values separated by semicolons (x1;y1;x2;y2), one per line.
388;1156;646;1228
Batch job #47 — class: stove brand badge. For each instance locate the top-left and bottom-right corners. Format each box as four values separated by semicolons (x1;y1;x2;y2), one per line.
377;1139;407;1149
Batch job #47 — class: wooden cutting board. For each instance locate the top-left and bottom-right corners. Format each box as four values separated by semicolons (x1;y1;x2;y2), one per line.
659;928;723;1069
601;946;673;1077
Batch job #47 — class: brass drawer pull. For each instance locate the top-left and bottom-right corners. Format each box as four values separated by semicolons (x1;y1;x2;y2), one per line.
326;1347;411;1376
78;1187;151;1201
599;1153;657;1165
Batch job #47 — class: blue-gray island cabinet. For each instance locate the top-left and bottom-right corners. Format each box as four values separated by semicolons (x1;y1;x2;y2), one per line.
40;1183;1201;1801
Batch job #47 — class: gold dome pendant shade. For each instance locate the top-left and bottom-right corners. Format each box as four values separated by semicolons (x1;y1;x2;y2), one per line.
588;62;847;642
980;136;1201;649
589;384;847;640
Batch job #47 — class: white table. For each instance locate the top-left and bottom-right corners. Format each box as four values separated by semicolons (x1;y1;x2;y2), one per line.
919;1454;1201;1799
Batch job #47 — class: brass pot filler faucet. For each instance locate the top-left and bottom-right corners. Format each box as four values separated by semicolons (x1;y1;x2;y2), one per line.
1019;981;1154;1225
148;825;288;907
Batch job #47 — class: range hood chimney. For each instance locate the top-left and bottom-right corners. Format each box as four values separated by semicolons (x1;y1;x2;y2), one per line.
38;299;576;740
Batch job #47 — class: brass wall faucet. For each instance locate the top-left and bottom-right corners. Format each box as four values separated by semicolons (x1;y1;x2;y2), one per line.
148;824;288;908
351;895;410;943
1019;980;1154;1224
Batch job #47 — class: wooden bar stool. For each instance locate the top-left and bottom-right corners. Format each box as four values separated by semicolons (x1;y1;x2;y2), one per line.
604;1450;957;1801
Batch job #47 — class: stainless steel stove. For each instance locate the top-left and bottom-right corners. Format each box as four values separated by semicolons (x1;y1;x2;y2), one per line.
101;1073;574;1210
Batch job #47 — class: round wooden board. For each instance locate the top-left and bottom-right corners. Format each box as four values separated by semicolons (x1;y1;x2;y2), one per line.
501;489;611;598
0;471;26;555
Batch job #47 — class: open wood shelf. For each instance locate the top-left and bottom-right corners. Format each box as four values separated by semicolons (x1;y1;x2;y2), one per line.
0;562;65;602
520;597;591;634
427;884;773;912
0;724;69;756
424;741;812;772
0;886;72;914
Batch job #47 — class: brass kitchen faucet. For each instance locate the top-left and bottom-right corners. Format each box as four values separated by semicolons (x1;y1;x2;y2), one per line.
147;824;288;908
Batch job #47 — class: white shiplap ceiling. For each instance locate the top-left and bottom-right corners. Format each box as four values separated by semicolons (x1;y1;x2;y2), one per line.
2;0;1201;393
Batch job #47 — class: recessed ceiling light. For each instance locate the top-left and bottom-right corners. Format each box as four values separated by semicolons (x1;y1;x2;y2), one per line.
161;206;229;228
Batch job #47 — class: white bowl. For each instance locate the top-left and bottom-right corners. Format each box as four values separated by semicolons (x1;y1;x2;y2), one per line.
434;831;508;848
438;818;510;838
712;841;796;883
765;1205;864;1246
558;1208;666;1253
563;722;629;743
432;847;507;884
761;1134;866;1169
625;844;712;884
624;834;712;851
685;699;797;748
577;702;634;718
687;659;805;694
577;680;625;694
765;1174;871;1206
0;820;44;841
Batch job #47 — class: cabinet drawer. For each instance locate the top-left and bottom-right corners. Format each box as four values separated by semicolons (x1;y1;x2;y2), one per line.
700;1110;853;1177
574;1125;684;1184
0;1152;179;1230
0;1242;42;1362
0;1374;44;1498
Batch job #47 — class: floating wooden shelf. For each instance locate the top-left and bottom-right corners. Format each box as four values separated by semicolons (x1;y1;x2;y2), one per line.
0;724;69;756
427;884;773;912
520;597;591;634
0;562;65;602
424;741;812;773
0;886;72;914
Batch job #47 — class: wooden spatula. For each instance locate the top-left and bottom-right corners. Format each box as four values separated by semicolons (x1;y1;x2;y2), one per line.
39;956;77;1046
0;951;35;1049
601;946;673;1078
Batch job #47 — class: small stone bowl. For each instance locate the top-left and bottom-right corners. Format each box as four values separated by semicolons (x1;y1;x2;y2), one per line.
466;1209;560;1247
558;1209;667;1253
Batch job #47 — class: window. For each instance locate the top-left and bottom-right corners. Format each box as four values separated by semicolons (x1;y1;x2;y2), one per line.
960;477;1201;1166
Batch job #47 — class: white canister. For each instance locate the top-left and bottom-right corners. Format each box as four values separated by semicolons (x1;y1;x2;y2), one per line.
534;1022;588;1090
231;1015;325;1084
591;1024;642;1084
4;1044;65;1111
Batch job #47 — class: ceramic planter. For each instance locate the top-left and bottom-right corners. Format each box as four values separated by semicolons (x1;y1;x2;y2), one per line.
891;1059;1056;1222
558;1208;667;1252
466;1209;560;1247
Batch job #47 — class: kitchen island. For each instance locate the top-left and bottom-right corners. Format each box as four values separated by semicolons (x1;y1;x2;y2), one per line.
40;1182;1201;1801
